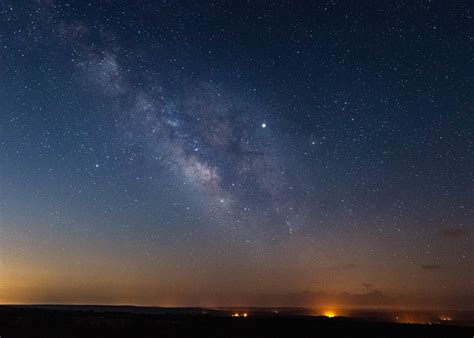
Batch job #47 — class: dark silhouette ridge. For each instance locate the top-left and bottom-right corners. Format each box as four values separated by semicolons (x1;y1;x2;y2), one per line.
0;305;472;338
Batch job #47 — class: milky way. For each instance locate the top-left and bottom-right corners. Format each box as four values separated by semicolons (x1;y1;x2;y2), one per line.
54;15;306;239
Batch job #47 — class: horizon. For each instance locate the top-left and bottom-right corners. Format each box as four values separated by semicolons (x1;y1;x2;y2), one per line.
3;303;474;313
2;303;474;327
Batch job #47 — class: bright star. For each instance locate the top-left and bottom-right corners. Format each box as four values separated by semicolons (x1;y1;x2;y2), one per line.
261;123;266;128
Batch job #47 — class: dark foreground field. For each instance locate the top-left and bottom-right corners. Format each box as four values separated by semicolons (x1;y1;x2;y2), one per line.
0;305;472;338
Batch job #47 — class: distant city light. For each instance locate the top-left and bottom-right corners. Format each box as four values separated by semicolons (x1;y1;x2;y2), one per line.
323;310;336;318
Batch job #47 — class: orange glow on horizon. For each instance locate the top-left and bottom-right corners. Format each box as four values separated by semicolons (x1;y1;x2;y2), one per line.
439;315;452;322
323;310;336;318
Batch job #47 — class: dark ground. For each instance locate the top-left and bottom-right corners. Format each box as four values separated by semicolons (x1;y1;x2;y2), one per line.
0;306;473;338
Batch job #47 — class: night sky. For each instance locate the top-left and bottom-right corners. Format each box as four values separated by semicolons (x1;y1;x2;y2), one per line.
0;1;472;311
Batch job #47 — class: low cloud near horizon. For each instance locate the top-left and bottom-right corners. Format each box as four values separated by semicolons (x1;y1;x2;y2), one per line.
421;264;442;270
440;227;471;239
